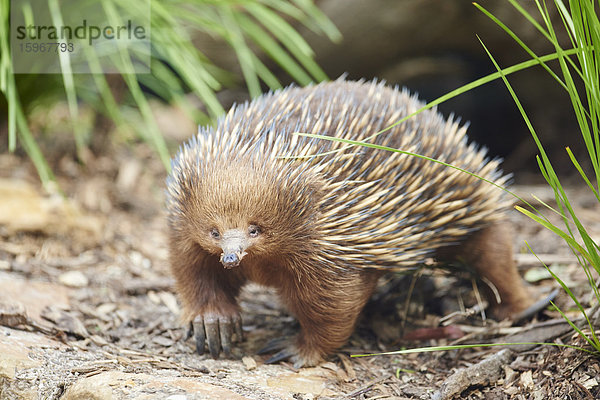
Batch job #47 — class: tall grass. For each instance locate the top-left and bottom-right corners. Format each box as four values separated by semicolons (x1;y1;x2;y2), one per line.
1;0;340;189
477;0;600;352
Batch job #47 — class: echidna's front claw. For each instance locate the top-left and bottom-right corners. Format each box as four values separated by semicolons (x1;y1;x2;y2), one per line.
192;312;243;358
192;314;208;356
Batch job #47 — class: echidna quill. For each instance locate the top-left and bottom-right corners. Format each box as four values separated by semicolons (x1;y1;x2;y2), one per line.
166;78;532;367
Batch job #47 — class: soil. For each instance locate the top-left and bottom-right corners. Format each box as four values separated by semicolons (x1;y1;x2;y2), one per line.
1;140;600;399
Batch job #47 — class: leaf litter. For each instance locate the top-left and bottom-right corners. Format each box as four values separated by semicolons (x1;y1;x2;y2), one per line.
0;146;599;399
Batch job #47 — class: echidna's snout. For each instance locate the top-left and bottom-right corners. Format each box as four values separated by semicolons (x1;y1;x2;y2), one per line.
219;229;248;269
221;252;240;267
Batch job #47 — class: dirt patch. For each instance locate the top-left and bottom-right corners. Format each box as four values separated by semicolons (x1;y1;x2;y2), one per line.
1;146;599;399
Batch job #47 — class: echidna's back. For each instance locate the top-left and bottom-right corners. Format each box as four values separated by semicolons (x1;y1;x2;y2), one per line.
200;79;512;269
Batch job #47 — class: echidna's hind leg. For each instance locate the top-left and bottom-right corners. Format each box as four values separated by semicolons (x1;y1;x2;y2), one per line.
438;220;533;320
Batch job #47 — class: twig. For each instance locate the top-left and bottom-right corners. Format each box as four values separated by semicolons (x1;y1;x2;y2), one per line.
346;374;392;398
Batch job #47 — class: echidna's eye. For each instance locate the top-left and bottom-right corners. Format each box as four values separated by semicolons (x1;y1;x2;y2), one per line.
248;225;261;238
210;228;220;239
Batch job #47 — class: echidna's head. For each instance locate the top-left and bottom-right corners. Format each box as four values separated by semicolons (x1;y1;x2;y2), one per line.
167;153;324;269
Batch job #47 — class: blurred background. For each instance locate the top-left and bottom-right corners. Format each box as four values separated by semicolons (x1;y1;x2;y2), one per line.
0;0;581;186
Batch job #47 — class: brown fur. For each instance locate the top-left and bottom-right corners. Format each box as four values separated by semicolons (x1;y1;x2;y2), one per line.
166;79;532;366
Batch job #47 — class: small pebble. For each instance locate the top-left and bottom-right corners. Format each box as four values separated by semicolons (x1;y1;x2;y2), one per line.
152;336;175;347
242;356;257;371
158;291;180;315
58;270;89;288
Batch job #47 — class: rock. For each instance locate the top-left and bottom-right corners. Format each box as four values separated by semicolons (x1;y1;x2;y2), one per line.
0;326;65;399
242;356;257;371
0;178;103;243
0;274;70;323
61;371;253;400
58;270;89;288
432;349;514;400
40;306;88;338
266;373;330;396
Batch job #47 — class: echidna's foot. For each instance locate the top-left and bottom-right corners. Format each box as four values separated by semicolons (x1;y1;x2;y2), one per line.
192;312;243;358
258;337;323;368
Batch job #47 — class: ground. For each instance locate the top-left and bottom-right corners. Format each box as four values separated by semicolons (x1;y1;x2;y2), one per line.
1;143;600;400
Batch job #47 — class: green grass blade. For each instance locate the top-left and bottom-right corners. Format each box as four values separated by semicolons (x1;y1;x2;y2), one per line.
244;3;328;81
0;3;54;187
311;48;583;158
100;0;171;169
517;206;591;263
48;0;84;158
566;147;600;200
474;2;567;90
289;0;342;42
236;12;313;85
506;0;554;43
83;51;123;125
0;0;16;152
352;341;594;358
526;243;600;349
218;7;261;98
248;52;282;89
15;100;55;188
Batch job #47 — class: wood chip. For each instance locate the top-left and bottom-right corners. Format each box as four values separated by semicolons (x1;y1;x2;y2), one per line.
0;300;28;327
338;353;357;381
123;278;175;295
152;336;175;347
158;291;180;315
432;349;514;400
41;306;88;338
58;270;89;288
346;374;391;398
519;370;534;390
242;356;257;371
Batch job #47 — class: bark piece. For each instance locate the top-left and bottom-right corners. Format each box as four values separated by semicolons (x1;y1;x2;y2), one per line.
432;349;514;400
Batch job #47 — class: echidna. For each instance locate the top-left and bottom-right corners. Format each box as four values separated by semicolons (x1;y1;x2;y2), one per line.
166;78;532;367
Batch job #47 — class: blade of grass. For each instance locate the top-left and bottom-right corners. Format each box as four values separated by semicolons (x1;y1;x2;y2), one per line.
516;206;591;265
525;242;600;349
218;6;261;98
473;2;567;91
236;12;313;85
248;52;282;89
1;3;54;187
82;47;124;126
101;0;171;169
565;147;600;201
48;0;84;159
475;37;598;272
296;48;583;162
290;0;342;42
244;3;328;81
1;0;16;152
15;99;56;188
293;133;521;202
351;341;594;358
